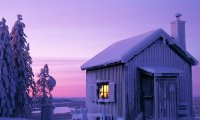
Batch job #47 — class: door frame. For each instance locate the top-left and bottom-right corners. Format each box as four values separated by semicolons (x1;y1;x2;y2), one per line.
138;67;181;120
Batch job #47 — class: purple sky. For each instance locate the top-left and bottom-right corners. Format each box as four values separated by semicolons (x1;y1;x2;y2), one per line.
0;0;199;97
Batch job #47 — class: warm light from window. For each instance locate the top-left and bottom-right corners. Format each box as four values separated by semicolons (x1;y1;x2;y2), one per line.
98;84;109;99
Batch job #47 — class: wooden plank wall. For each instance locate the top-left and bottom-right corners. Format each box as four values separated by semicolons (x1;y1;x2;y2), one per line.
154;77;177;120
86;65;125;119
125;38;193;119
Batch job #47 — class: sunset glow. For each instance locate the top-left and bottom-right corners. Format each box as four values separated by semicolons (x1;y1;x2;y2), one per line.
32;58;86;97
1;0;199;97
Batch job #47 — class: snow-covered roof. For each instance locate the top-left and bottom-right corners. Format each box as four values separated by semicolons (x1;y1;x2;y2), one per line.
139;66;183;76
81;29;198;70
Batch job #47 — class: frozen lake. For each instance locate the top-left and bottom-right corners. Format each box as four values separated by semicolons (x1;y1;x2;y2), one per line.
32;106;74;114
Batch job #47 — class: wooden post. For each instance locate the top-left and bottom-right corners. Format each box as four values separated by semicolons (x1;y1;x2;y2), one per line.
41;102;54;120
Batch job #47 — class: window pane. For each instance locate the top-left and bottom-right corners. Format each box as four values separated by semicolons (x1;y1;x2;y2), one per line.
98;83;109;99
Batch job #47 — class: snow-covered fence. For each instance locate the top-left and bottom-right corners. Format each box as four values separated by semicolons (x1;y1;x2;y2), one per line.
87;113;113;120
87;113;104;120
71;108;87;120
135;112;143;120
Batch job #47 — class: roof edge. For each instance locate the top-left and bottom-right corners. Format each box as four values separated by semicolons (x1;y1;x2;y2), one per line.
81;61;123;70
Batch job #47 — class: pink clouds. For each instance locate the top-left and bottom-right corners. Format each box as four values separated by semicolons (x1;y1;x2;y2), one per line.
52;85;86;97
32;58;86;97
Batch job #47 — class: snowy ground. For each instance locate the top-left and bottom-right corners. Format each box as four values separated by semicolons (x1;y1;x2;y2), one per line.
0;118;30;120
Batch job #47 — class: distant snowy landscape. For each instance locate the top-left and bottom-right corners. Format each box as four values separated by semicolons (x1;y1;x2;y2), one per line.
194;97;200;117
31;97;85;120
32;106;74;114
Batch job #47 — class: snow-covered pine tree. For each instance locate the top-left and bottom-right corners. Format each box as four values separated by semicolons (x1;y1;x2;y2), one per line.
36;64;56;103
36;64;56;120
0;17;16;117
10;14;36;117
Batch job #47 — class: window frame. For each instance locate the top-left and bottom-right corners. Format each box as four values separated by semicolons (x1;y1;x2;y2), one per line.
93;80;115;103
97;82;109;100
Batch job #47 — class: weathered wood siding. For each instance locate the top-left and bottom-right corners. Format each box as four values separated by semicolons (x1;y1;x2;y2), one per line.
125;38;193;119
86;65;126;119
154;77;177;120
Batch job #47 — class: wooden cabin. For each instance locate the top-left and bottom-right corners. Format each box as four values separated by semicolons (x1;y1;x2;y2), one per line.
81;14;198;120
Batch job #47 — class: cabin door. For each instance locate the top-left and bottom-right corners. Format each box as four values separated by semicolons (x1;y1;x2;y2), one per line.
141;75;177;120
141;74;154;119
154;77;177;120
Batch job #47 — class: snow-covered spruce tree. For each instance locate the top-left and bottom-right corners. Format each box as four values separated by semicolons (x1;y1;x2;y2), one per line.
0;18;16;117
36;64;56;104
10;14;36;117
36;64;56;120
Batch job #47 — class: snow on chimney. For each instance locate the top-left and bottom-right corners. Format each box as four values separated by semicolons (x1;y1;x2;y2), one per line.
171;13;186;50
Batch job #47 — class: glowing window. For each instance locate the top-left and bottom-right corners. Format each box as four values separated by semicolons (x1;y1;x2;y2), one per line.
98;83;109;99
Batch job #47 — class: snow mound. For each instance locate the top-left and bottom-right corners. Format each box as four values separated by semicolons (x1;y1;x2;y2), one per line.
0;118;30;120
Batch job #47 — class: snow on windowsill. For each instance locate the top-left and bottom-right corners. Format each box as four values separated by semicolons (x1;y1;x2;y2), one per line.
98;98;109;103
